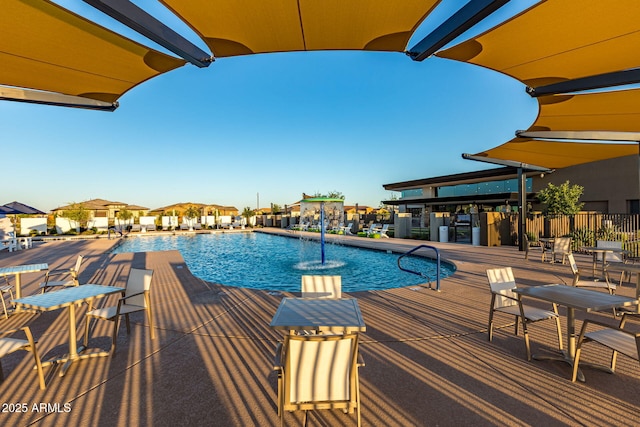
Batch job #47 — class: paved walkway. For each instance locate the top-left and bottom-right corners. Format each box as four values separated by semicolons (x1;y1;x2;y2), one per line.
0;230;638;426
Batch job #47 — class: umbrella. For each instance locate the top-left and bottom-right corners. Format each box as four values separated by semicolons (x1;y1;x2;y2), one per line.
1;201;45;237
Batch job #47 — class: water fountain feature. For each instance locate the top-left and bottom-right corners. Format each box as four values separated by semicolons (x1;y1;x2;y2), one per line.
296;197;345;269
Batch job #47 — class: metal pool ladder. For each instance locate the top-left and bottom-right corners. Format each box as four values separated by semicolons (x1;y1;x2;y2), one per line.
397;244;442;291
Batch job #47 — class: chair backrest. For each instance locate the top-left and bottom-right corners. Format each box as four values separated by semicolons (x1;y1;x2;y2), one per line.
70;255;84;283
125;268;154;307
566;253;581;284
284;333;358;404
596;240;624;263
486;267;518;309
301;275;341;299
553;237;572;254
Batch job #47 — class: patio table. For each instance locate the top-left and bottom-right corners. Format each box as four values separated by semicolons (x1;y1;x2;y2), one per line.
581;246;628;279
0;263;48;313
270;297;366;334
13;284;125;377
514;284;638;381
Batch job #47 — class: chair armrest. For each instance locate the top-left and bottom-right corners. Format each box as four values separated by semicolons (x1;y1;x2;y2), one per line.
0;326;34;341
118;290;146;302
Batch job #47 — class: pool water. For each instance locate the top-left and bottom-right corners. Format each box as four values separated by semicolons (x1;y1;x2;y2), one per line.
112;232;455;292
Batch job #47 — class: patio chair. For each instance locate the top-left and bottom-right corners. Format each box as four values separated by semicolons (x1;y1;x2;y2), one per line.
146;223;156;232
130;224;141;232
365;223;381;236
302;275;341;299
39;255;84;293
486;267;563;361
523;234;546;262
274;333;364;426
1;277;14;319
378;224;390;238
572;313;640;382
83;268;154;355
0;327;46;390
568;253;616;294
550;237;572;264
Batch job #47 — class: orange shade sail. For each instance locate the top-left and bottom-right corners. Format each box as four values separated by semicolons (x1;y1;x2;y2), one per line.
1;0;185;105
160;0;441;57
436;0;640;88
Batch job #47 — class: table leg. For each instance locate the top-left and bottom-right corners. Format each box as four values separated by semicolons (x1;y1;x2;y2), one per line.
532;307;586;382
41;301;111;377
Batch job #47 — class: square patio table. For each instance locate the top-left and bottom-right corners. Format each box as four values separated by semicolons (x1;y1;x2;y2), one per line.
13;284;125;377
270;298;366;334
580;246;628;279
514;284;638;381
0;263;48;313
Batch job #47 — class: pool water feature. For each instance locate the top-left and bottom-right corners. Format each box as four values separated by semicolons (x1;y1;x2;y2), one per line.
112;232;456;293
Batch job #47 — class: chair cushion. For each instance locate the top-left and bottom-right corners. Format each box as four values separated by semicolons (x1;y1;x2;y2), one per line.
0;338;28;357
87;304;146;320
497;304;557;321
586;329;639;360
577;281;616;290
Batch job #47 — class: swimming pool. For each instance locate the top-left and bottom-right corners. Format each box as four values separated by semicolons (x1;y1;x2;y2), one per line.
112;232;455;292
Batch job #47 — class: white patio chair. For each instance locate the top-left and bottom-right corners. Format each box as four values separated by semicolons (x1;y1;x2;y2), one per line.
40;255;84;293
568;253;616;294
0;327;46;390
274;333;364;426
83;268;155;355
486;267;563;361
572;313;640;382
301;275;341;299
550;237;572;264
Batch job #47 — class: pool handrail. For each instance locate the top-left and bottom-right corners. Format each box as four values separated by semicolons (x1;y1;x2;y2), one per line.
397;245;441;291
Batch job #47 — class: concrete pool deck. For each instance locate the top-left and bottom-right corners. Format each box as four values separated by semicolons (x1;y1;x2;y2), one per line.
0;229;639;426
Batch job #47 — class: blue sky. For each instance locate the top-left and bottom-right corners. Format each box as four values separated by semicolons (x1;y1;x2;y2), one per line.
2;1;540;212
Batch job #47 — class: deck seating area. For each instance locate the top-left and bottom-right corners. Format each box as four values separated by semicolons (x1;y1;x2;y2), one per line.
0;230;639;426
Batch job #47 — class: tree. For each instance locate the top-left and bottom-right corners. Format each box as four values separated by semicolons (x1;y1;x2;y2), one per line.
183;205;200;229
116;208;133;230
271;203;282;214
61;202;90;231
242;207;255;227
537;181;584;216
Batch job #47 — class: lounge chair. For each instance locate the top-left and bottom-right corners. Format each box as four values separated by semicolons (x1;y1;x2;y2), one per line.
83;268;154;355
301;275;341;299
274;333;364;426
146;223;156;232
0;327;46;390
378;224;390;238
180;223;190;231
365;223;381;236
130;224;141;232
39;255;84;293
486;267;563;361
572;312;640;382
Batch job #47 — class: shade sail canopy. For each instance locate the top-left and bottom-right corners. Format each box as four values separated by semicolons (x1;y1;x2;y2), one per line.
160;0;441;57
2;0;185;106
529;89;640;133
470;138;638;170
436;0;640;88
